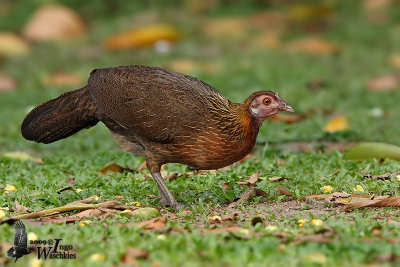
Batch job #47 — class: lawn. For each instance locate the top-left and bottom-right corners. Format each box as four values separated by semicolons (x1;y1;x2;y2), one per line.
1;1;400;266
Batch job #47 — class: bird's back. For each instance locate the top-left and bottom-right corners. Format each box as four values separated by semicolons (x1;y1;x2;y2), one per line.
88;65;231;144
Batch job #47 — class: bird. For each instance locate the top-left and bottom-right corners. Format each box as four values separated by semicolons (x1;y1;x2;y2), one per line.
21;65;294;209
7;220;31;262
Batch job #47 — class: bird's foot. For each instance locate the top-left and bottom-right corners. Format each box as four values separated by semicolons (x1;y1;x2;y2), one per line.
158;196;185;210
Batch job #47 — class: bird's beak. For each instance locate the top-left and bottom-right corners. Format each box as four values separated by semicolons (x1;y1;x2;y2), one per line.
280;101;295;112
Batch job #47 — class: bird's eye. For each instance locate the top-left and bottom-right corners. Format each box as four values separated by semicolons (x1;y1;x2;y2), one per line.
263;98;271;105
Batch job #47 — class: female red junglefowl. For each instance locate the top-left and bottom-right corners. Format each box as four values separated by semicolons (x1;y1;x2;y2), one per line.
21;65;294;209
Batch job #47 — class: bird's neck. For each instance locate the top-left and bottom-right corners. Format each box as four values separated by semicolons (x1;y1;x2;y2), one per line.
208;98;259;141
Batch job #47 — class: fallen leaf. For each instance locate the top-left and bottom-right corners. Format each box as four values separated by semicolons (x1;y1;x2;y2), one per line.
123;207;160;220
0;32;30;56
363;170;400;180
99;163;136;174
0;74;16;92
274;141;358;153
106;24;179;50
288;5;332;23
0;210;5;219
303;251;328;264
23;5;86;41
269;176;289;181
307;78;326;90
388;54;400;68
286;37;340;55
166;59;219;74
90;253;106;261
247;172;260;185
4;184;17;192
228;188;268;207
137;216;167;230
15;201;29;213
57;186;77;194
367;74;400;91
121;247;149;266
2;151;42;164
344;142;400;161
277;187;292;196
324;115;350;133
202;17;247;37
44;72;83;87
320;185;333;193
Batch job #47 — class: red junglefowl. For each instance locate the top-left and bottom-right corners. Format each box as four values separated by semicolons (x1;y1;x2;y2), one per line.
21;65;294;209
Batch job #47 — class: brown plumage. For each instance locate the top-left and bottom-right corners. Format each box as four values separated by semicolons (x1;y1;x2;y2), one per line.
21;65;294;209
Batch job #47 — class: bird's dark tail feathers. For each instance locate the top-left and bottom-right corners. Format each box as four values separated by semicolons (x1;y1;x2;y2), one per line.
21;86;99;144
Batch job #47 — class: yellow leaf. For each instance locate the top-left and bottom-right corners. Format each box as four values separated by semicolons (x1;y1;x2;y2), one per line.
157;234;166;240
0;32;30;56
265;225;277;231
29;258;42;267
129;202;141;207
237;228;250;235
0;210;5;219
79;220;92;227
353;185;365;192
3;151;42;164
106;24;179;50
321;185;333;193
76;188;84;193
311;219;323;226
298;219;308;227
208;215;222;221
324;115;350;133
90;253;105;261
4;184;17;192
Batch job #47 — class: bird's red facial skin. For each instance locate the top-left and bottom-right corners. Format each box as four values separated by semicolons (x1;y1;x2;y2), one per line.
249;92;294;124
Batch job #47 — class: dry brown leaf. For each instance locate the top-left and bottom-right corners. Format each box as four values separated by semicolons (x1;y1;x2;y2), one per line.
70;208;104;219
0;32;30;56
44;72;83;87
99;163;136;174
286;37;340;55
0;74;16;92
23;5;86;41
367;74;400;91
343;196;400;211
15;201;29;213
255;32;282;49
363;170;400;180
363;0;393;11
106;24;179;50
307;79;326;90
121;246;149;266
247;172;260;185
389;54;400;68
202;17;247;37
277;187;292;196
324;115;351;133
137;216;167;230
166;59;219;74
274;141;358;153
269;176;289;181
228;188;268;207
247;11;287;31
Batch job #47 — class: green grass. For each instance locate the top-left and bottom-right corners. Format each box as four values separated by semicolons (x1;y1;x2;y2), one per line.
1;0;400;266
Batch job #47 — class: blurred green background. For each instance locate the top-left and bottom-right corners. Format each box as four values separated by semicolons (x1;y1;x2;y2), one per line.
1;1;400;266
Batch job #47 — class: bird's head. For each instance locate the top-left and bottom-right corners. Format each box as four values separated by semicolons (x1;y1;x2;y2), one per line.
245;91;294;125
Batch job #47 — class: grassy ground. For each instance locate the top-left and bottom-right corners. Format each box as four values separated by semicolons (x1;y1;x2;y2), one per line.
1;1;400;266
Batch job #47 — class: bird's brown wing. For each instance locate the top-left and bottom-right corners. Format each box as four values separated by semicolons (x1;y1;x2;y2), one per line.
88;65;227;143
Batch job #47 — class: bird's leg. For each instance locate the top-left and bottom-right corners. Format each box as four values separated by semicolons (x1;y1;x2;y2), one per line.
150;172;183;210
